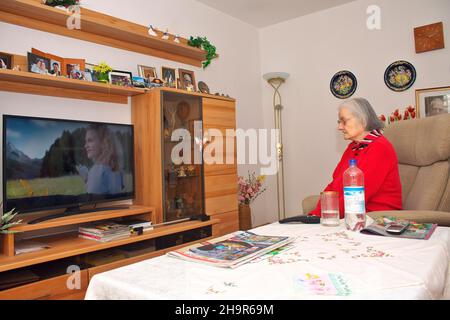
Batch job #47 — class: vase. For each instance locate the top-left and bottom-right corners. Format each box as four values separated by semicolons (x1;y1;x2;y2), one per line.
238;204;252;231
97;72;109;83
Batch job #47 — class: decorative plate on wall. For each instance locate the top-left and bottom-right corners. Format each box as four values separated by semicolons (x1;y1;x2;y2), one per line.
384;60;416;92
330;70;357;99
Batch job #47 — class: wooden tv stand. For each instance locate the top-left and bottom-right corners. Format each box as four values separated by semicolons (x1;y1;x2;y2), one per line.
0;205;219;299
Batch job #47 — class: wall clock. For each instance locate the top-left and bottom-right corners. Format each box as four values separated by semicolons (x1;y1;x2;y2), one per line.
414;22;445;53
330;70;357;99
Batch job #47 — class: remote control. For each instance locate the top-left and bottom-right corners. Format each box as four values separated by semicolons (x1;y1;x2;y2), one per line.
279;215;321;224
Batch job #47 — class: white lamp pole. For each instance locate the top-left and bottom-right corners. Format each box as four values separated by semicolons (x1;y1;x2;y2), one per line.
263;72;289;221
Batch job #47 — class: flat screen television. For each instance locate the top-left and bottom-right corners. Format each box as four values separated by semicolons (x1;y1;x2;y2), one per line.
2;115;135;221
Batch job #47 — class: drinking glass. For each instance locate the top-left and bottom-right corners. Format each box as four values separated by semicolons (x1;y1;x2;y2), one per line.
320;191;340;226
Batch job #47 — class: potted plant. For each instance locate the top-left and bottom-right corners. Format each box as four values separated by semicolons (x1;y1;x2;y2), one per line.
237;172;266;230
1;205;22;235
187;36;217;69
93;61;112;84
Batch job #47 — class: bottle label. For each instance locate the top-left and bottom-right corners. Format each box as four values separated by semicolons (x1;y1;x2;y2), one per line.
343;186;365;214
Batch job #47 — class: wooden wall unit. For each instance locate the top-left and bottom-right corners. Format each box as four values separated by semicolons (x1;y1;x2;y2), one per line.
132;89;238;236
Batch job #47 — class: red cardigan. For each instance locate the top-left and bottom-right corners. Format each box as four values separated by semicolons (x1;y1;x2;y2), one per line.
309;135;402;218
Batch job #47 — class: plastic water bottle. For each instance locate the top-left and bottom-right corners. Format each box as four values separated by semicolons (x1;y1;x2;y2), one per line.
343;159;366;231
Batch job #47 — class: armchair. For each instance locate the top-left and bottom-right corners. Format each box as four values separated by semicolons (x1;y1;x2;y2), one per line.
302;113;450;226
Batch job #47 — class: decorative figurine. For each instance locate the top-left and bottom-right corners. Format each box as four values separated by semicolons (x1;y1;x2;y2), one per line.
162;29;170;40
174;35;180;43
148;25;158;36
177;165;187;177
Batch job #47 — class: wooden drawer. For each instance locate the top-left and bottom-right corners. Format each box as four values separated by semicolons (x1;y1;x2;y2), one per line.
211;211;239;236
0;270;88;300
205;174;238;215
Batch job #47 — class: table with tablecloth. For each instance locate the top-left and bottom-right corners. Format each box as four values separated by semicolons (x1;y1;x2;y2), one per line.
85;220;450;300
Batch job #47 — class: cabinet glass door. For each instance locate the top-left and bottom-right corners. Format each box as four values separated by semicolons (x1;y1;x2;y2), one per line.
161;92;204;222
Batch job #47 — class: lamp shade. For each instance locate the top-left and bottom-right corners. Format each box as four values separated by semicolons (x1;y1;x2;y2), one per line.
263;72;290;81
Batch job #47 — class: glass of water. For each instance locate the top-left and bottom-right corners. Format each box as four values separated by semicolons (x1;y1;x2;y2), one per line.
320;191;340;226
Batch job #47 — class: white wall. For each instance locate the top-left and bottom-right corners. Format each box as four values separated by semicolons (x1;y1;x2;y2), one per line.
259;0;450;222
0;0;265;220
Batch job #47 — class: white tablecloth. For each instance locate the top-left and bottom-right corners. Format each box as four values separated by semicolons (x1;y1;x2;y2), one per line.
85;221;450;300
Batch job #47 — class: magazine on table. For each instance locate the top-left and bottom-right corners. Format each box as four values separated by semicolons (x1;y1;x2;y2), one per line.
166;231;295;268
360;216;437;240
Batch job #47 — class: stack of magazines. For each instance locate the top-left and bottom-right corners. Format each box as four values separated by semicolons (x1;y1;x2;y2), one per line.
79;222;131;242
167;231;295;268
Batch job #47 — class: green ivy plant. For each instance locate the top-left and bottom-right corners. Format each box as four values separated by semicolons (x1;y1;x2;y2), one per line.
0;205;22;234
187;36;217;69
44;0;80;7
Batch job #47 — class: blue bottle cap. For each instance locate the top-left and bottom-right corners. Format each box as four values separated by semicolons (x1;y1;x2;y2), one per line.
349;159;357;166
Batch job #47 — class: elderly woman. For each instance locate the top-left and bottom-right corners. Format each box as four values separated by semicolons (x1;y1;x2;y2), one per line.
308;98;402;218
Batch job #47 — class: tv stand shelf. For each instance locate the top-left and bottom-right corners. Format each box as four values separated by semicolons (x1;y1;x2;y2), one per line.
0;68;146;104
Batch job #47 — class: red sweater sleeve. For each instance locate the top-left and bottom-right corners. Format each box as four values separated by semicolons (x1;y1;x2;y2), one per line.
308;139;398;218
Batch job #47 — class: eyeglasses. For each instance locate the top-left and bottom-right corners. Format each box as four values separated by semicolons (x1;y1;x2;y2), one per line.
337;117;353;125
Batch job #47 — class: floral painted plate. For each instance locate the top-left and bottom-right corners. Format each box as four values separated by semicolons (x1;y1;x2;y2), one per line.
330;70;357;99
384;60;416;92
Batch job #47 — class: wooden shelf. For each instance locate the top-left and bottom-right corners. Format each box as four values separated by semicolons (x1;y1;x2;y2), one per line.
0;0;209;67
0;218;219;272
0;68;146;104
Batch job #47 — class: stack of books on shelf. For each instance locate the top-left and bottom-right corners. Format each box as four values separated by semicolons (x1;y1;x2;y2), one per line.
78;222;131;243
167;231;295;268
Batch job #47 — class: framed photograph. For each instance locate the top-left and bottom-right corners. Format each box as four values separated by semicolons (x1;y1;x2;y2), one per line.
178;68;196;91
27;52;51;75
161;66;177;88
109;70;133;87
0;52;12;69
31;48;66;76
138;65;157;81
84;63;96;82
415;86;450;118
65;58;86;80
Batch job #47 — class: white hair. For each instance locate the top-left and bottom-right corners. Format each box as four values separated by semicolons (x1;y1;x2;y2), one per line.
339;97;384;131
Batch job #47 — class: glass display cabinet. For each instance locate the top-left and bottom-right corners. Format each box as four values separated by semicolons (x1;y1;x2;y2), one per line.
161;92;205;222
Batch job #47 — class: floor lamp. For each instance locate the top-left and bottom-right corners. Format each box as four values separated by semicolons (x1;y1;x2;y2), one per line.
263;72;290;221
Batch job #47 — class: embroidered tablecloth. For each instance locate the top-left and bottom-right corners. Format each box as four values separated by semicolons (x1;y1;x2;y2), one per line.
85;221;450;300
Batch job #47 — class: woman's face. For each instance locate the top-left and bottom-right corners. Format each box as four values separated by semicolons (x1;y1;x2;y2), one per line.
85;130;101;161
338;107;367;141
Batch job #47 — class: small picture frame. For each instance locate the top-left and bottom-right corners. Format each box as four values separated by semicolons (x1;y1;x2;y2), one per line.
0;52;12;69
84;63;96;82
27;52;51;75
65;58;86;79
31;48;66;76
161;66;177;88
178;68;196;91
415;86;450;118
138;65;157;81
109;70;133;87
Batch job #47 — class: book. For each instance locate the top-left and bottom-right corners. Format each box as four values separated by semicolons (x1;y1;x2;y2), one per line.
167;231;295;268
360;216;437;240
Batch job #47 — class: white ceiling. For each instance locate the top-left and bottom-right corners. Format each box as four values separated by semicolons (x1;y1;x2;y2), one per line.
196;0;357;28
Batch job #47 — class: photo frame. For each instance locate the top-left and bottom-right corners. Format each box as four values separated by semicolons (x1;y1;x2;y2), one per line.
84;63;96;82
178;68;196;91
161;66;177;88
415;86;450;118
65;58;86;79
109;70;133;87
0;52;12;69
138;65;157;81
27;52;51;75
31;48;66;76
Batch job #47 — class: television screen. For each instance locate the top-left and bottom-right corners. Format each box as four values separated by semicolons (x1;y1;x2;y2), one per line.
3;115;135;214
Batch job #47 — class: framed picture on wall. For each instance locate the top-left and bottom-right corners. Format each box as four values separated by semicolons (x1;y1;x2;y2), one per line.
415;86;450;118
